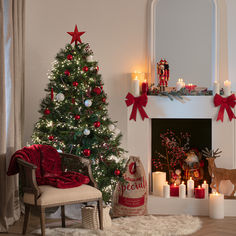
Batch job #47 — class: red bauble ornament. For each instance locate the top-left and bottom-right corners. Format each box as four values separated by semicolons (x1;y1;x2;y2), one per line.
44;108;50;115
102;98;106;103
83;66;89;72
94;121;101;128
74;115;80;120
101;86;103;89
83;149;91;157
67;54;73;60
73;81;79;87
96;66;99;72
114;169;121;176
67;25;85;45
93;87;101;95
48;135;54;141
64;70;70;76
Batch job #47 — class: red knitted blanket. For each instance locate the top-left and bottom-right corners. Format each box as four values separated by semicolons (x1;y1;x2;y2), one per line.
7;144;90;188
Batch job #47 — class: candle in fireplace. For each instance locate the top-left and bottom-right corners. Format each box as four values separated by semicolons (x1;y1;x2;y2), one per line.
163;181;170;198
224;80;231;96
179;181;186;199
195;185;205;199
152;171;166;197
187;177;194;198
202;180;209;199
170;183;179;197
209;192;224;219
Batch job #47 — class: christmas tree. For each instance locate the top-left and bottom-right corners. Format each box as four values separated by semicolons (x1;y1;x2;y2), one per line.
32;25;126;203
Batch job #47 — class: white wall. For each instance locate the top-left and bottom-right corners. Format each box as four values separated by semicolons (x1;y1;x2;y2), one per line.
24;0;236;149
24;0;148;147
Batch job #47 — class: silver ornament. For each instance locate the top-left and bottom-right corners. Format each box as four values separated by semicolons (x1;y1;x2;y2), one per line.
83;129;90;136
84;99;92;107
56;93;65;102
86;55;94;62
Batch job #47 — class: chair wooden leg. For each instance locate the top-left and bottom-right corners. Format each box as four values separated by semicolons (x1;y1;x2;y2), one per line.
61;205;65;227
97;198;103;230
22;204;31;234
40;207;46;236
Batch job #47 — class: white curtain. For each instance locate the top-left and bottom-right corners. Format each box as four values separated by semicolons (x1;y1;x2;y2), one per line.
0;0;25;231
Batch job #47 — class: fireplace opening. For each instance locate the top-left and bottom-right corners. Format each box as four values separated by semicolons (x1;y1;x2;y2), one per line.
152;118;212;187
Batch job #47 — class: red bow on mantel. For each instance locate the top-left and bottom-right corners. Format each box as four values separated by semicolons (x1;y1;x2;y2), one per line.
214;93;236;122
125;93;149;121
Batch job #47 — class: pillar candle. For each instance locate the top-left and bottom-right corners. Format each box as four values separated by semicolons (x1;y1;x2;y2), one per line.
152;171;166;197
179;181;186;199
224;80;231;96
209;192;224;219
170;183;179;197
213;81;220;95
176;78;183;91
195;185;205;199
132;76;140;97
202;180;209;199
187;177;194;198
163;181;170;198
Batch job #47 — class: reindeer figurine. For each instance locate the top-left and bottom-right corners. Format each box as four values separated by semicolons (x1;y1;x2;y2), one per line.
202;148;236;197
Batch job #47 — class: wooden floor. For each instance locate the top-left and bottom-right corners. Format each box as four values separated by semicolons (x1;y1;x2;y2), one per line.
1;214;236;236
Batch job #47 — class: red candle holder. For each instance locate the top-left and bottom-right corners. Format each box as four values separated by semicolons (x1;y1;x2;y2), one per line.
195;185;205;199
142;80;148;94
170;184;179;197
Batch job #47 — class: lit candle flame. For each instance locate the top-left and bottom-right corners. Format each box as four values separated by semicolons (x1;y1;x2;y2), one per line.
182;181;184;184
204;180;207;184
190;177;192;180
198;185;201;189
174;183;176;186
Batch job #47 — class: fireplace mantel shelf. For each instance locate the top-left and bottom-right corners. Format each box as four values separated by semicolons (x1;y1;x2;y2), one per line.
127;95;236;216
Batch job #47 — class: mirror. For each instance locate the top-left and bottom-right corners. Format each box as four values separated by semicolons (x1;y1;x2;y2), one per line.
150;0;217;88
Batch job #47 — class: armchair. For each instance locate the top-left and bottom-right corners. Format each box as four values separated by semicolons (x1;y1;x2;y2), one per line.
17;152;103;236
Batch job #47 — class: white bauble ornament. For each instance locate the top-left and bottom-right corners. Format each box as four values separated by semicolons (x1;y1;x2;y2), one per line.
108;124;115;131
86;55;94;62
56;93;65;102
110;155;119;163
114;128;121;137
83;129;90;136
57;149;62;153
84;99;92;107
90;67;94;71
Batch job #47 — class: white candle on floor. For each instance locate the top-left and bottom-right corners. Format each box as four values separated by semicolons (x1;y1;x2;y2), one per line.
209;192;224;219
163;181;170;198
187;177;194;198
224;80;231;96
132;76;140;97
179;181;186;199
152;171;166;197
202;180;209;199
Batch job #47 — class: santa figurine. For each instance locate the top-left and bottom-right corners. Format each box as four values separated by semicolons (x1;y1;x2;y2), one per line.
157;59;169;91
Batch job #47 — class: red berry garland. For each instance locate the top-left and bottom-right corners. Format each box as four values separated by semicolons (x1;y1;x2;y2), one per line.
67;54;73;60
64;70;70;76
83;149;91;157
73;81;79;87
93;87;101;95
82;66;89;72
44;108;50;115
94;121;101;128
114;169;121;176
74;115;80;120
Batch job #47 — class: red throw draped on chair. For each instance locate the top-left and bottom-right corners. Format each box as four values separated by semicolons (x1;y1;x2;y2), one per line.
7;144;89;188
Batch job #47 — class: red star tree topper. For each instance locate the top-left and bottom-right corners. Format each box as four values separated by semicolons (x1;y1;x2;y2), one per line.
67;25;85;45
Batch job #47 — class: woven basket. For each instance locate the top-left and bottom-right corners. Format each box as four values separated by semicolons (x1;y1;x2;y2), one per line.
81;205;112;229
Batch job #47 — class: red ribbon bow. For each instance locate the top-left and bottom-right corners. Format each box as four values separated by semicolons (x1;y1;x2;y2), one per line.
214;93;236;122
125;93;149;121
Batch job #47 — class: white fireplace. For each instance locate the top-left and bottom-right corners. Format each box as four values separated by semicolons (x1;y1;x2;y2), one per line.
126;95;236;216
